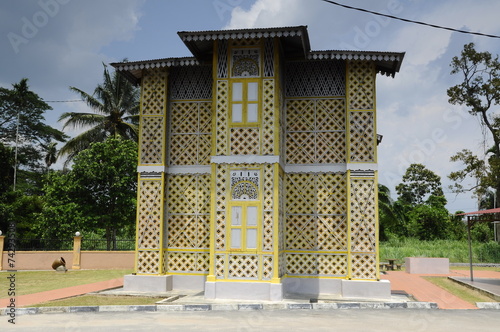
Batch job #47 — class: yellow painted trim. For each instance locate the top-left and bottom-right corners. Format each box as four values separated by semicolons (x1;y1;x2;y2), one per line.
164;248;210;253
167;272;209;276
346;169;352;279
284;250;349;254
161;68;168;166
374;171;380;280
207;163;218;282
373;63;378;163
272;163;281;283
158;173;166;274
211;40;220;158
285;275;346;280
229;78;261;126
345;61;352;163
133;174;141;273
211;279;271;283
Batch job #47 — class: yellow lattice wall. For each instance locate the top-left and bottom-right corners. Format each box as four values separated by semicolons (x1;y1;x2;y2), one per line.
285;98;346;164
164;173;211;274
285;173;349;277
347;60;376;163
136;177;164;274
139;68;167;165
169;102;212;165
135;67;168;275
349;174;378;280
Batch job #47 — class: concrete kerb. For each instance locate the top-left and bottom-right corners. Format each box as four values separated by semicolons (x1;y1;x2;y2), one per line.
1;301;449;316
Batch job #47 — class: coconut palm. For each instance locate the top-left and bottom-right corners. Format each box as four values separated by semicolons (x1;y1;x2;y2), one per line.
58;63;139;165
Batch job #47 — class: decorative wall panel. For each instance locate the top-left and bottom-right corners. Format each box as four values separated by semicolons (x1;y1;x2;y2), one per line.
349;111;375;162
347;60;375;110
169;102;212;165
169;65;212;100
215;80;229;155
285;60;345;97
349;176;377;280
286;98;346;164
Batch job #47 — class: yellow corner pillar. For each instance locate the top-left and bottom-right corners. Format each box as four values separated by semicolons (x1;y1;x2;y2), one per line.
72;235;82;270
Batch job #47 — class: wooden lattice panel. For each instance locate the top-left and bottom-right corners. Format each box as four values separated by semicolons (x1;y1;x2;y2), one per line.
140;116;164;165
285;60;345;97
286;253;348;276
286;173;316;215
215;80;229;155
137;179;162;250
286;98;346;164
167;174;211;215
141;68;167;115
263;211;274;251
347;60;374;110
215;165;228;250
286;173;348;251
228;254;259;279
318;254;348;276
216;254;225;278
262;79;275;155
349;111;375;162
262;255;273;280
169;102;212;165
137;250;161;274
165;251;209;273
286;253;317;275
351;254;377;279
350;177;377;253
230;127;260;155
167;215;210;249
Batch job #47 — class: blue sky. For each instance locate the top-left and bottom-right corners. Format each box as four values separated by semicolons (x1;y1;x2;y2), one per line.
2;0;500;213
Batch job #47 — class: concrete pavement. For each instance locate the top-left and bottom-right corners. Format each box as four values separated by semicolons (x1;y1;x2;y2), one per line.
1;309;500;332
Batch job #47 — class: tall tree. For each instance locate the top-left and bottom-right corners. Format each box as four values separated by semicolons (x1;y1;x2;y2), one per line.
58;64;139;165
0;78;67;192
396;163;444;205
447;42;500;207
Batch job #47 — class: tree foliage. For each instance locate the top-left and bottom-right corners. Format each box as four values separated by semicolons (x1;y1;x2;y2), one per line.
0;78;66;177
447;43;500;207
58;64;139;165
37;138;138;248
395;163;444;205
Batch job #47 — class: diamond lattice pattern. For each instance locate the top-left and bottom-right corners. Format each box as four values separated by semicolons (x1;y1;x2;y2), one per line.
169;102;212;165
347;60;374;110
286;99;345;164
349;111;375;162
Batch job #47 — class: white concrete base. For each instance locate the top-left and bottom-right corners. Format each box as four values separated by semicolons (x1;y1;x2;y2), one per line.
204;281;283;301
405;257;449;274
283;277;342;297
283;277;391;300
172;275;206;291
341;279;391;300
123;275;172;292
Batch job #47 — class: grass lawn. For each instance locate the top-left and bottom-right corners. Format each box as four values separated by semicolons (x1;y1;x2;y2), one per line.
29;295;166;308
0;269;132;297
423;276;498;305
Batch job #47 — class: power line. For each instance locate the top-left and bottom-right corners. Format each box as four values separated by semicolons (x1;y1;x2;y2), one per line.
320;0;500;39
46;99;83;103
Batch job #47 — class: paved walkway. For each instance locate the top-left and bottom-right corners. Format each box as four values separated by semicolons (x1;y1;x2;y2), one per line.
1;270;499;310
381;269;500;309
0;278;123;308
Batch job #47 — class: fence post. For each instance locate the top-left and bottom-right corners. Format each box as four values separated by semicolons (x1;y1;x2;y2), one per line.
72;233;82;270
0;234;4;271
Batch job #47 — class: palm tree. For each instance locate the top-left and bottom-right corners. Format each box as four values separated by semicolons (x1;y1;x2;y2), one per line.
41;142;58;172
58;63;139;165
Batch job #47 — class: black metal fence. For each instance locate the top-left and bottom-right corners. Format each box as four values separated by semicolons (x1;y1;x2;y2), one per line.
5;237;135;251
81;237;135;251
